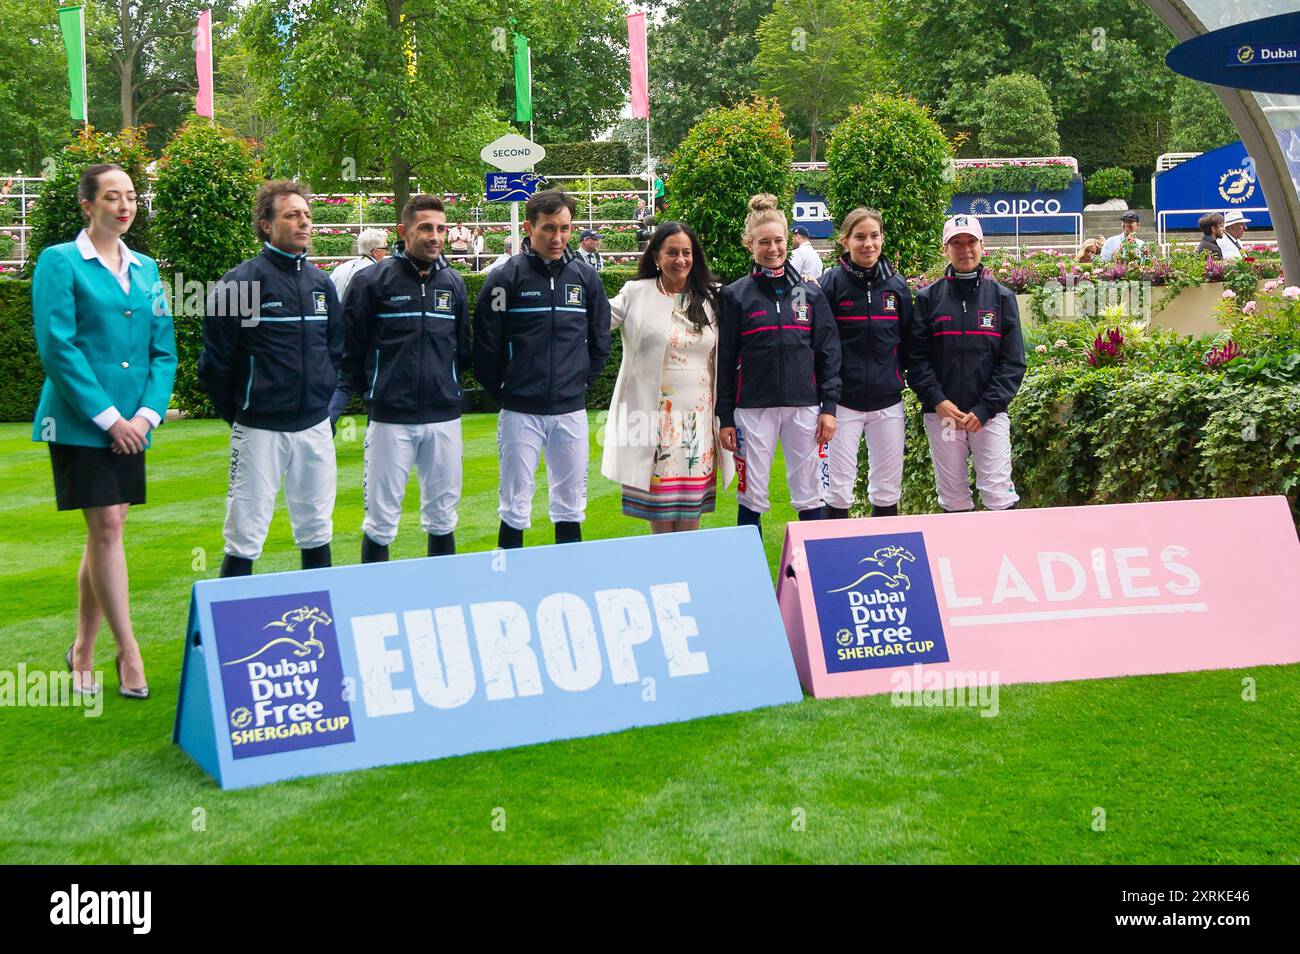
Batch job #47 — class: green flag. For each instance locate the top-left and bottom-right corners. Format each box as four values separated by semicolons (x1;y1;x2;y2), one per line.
58;5;88;123
513;33;532;123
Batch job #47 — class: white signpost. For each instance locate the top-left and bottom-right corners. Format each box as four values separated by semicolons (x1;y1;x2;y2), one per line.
481;134;547;256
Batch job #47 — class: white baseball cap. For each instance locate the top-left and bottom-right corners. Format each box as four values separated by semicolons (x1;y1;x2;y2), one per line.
943;214;984;245
1223;210;1251;226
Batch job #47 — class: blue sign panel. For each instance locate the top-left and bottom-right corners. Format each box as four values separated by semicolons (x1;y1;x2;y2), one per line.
1153;140;1274;231
486;172;543;202
1167;13;1300;95
947;178;1083;234
175;528;803;789
804;532;948;674
793;187;834;239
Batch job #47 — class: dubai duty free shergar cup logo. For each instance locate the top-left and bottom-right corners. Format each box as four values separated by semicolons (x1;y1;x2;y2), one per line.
1237;45;1255;65
212;591;355;760
805;533;949;674
1219;168;1255;204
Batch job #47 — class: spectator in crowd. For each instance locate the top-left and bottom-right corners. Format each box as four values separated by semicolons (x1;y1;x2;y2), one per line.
483;237;514;272
330;228;389;302
1076;234;1106;263
634;197;648;222
1097;211;1145;262
789;226;824;281
636;215;657;251
448;220;472;260
576;229;605;270
471;226;486;270
1219;210;1249;260
1197;213;1225;260
653;174;666;213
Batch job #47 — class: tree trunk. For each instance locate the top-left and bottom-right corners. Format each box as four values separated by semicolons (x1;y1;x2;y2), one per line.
385;0;410;210
809;108;820;163
118;0;136;128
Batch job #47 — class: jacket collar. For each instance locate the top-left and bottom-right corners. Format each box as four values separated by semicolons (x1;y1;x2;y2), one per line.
521;237;575;274
261;241;309;271
392;240;449;279
839;252;895;286
751;260;800;291
75;228;141;274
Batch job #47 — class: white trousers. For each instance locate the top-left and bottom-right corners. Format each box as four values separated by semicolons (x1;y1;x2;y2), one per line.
224;420;336;559
497;409;589;530
824;401;906;509
922;411;1018;512
734;405;824;513
362;419;463;544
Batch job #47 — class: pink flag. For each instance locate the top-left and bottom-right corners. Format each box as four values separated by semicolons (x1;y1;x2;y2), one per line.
627;12;648;119
195;9;214;118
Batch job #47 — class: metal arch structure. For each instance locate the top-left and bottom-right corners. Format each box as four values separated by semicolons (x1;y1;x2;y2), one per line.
1145;0;1300;280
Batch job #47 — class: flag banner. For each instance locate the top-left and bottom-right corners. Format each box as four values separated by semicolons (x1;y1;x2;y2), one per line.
195;9;214;118
513;33;532;122
628;12;649;119
58;5;87;123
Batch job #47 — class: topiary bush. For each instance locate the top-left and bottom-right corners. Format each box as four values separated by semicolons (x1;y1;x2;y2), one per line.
1085;166;1135;204
152;119;264;418
666;97;794;281
24;125;153;276
977;73;1060;158
825;95;953;275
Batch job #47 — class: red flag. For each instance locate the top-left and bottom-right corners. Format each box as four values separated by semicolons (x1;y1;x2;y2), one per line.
627;12;648;119
195;9;214;118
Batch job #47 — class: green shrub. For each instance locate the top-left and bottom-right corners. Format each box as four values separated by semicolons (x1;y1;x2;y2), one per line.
0;233;14;260
1201;382;1300;525
24;126;153;276
1168;77;1240;154
0;201;14;226
667;97;794;282
536;141;631;176
152;120;263;418
955;165;1074;194
310;232;358;257
977;73;1060;157
595;198;637;222
825;95;952;275
310;198;359;224
0;279;42;422
1085;166;1134;204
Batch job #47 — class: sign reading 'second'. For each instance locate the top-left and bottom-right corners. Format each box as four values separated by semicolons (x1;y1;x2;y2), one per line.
480;133;546;172
175;528;801;789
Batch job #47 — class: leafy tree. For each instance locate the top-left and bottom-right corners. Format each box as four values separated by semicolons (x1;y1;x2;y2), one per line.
754;0;878;161
0;0;75;173
1168;77;1240;153
825;95;953;275
646;0;775;156
667;97;793;281
977;73;1060;156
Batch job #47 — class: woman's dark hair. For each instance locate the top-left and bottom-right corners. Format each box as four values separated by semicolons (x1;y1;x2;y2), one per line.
636;221;717;330
77;163;129;217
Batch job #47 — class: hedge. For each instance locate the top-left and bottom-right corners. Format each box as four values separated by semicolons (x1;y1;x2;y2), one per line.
536;142;631;176
954;165;1074;195
0;279;41;423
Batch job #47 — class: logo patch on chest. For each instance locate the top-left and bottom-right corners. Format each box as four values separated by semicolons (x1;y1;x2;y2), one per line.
884;293;897;313
978;310;997;330
794;302;811;323
433;289;453;312
565;283;584;307
313;291;328;315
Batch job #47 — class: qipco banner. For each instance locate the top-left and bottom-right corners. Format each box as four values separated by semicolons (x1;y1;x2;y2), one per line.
175;528;802;789
776;497;1300;699
947;178;1083;235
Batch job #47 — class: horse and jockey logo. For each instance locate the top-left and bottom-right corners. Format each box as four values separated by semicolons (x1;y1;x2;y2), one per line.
828;545;916;593
222;605;333;666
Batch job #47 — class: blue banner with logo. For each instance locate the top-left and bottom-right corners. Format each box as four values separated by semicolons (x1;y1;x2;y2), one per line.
1153;140;1273;232
1167;12;1300;95
793;187;834;239
947;178;1083;235
486;171;544;203
174;528;802;789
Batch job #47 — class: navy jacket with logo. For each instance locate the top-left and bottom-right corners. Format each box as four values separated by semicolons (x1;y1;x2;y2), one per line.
715;264;842;430
339;243;470;424
817;254;913;413
472;239;611;415
198;243;343;431
908;265;1026;424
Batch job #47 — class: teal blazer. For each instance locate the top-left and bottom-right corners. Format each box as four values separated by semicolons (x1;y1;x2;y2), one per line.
31;241;177;448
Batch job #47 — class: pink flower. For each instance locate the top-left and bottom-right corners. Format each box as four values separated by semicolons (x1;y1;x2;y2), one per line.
1243;300;1257;314
1222;289;1236;299
1035;344;1048;354
1284;286;1300;299
1263;279;1279;292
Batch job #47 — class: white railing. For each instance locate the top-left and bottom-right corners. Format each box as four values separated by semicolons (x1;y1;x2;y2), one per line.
1156;206;1271;254
954;155;1079;173
975;211;1084;258
1155;152;1201;172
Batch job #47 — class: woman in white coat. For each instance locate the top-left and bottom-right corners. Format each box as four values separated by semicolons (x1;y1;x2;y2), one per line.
602;222;733;532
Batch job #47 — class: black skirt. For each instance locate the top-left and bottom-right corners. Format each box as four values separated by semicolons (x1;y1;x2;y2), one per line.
49;442;146;511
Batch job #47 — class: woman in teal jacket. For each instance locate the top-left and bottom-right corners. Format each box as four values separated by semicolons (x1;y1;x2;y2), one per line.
31;163;176;699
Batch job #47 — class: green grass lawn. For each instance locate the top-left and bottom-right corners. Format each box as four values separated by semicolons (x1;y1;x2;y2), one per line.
1;415;1296;864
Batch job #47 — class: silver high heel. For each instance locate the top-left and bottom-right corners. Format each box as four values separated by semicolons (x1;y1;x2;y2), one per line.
115;655;149;700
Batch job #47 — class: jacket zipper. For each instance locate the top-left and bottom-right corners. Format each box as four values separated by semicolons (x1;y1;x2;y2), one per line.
419;281;426;411
775;285;784;404
244;355;254;410
370;348;380;399
296;255;307;418
549;274;556;401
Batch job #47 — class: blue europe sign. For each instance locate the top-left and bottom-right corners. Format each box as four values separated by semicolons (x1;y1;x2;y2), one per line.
793;187;834;239
1167;13;1300;95
804;532;948;673
1153;139;1274;231
947;178;1083;235
486;172;544;202
175;528;802;789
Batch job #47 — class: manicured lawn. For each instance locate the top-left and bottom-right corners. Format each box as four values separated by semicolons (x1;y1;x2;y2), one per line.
0;416;1295;863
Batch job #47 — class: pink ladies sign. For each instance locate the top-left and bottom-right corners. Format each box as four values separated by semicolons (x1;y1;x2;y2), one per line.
776;496;1300;697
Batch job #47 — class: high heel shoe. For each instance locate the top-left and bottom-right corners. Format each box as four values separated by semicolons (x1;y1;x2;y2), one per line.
115;655;149;700
67;642;99;695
